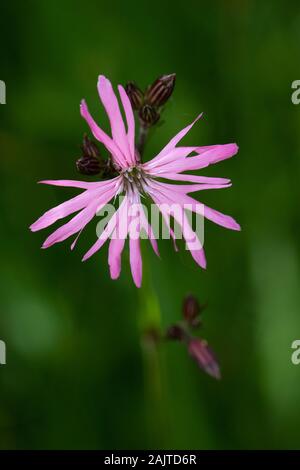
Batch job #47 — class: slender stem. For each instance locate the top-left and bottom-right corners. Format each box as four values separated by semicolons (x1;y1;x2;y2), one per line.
137;125;166;446
139;250;166;446
137;124;148;159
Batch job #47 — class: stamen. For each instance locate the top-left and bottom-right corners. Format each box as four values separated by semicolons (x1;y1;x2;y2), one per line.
121;165;150;195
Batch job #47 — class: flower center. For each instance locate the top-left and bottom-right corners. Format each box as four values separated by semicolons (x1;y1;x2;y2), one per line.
121;165;149;193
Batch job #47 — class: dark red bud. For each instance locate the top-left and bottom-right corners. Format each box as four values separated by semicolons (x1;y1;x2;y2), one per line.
125;81;144;110
139;104;160;127
188;338;221;380
76;156;101;175
166;324;185;341
182;295;202;325
102;158;119;179
145;73;176;108
81;134;100;158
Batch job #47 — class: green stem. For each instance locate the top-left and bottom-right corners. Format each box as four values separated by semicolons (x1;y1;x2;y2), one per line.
137;124;166;446
139;251;166;446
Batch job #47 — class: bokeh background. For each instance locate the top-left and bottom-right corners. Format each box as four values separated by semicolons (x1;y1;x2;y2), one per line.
1;0;300;450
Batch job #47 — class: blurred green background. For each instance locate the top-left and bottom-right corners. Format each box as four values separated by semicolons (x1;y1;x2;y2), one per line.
1;0;300;450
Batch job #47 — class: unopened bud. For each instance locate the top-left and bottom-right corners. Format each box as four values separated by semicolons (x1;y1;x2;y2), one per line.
182;295;204;327
183;295;200;321
76;156;101;175
76;134;102;175
125;81;144;110
139;104;160;127
166;324;185;341
188;338;221;380
81;134;100;158
145;73;176;108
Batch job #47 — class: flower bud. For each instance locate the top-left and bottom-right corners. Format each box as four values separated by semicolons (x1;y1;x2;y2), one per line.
145;73;176;108
183;295;200;323
166;324;185;341
188;338;221;380
125;81;144;110
76;156;101;175
81;133;100;158
76;134;101;175
139;104;160;127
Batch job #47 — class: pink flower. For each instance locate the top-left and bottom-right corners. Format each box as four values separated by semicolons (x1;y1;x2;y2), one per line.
188;338;221;380
30;75;240;287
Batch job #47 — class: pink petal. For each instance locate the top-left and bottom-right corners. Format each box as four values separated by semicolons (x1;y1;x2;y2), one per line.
174;143;238;172
129;237;142;288
118;85;136;165
148;188;206;268
30;190;96;232
70;229;84;251
189;246;207;268
142;221;159;257
145;171;230;185
42;202;98;249
169;227;179;251
149;180;240;231
156;113;203;159
151;182;232;193
82;195;128;261
108;237;126;280
203;205;241;231
125;192;143;287
140;186;176;251
138;202;159;257
195;144;224;154
41;184;119;248
158;206;179;251
80;99;125;167
126;190;160;257
108;193;158;282
143;146;197;171
97;76;130;166
38;180;103;189
30;178;121;232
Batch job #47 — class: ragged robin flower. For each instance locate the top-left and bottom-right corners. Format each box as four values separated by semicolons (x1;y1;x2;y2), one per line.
30;74;240;287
